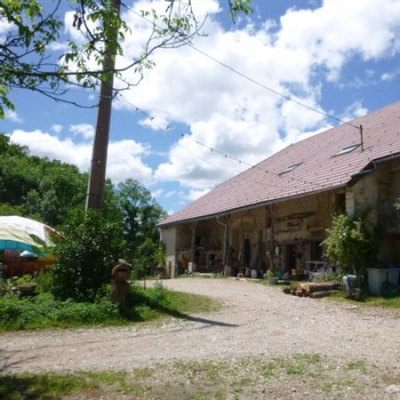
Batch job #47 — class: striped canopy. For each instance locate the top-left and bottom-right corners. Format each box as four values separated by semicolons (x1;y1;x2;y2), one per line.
0;216;57;255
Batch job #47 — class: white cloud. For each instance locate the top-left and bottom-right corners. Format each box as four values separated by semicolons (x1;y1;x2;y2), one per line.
51;124;63;134
5;110;23;123
187;188;211;202
134;0;400;195
275;0;400;81
107;140;153;185
8;129;92;170
0;16;14;37
69;124;95;140
7;129;152;184
382;70;399;81
5;0;400;213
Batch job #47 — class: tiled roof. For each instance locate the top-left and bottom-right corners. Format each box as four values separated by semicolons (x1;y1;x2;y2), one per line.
160;101;400;226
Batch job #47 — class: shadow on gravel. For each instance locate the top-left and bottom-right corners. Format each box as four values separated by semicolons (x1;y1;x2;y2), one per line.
0;350;39;374
123;287;239;328
165;312;238;327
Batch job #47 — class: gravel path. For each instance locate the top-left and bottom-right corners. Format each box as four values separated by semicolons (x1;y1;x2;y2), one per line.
0;278;400;400
1;277;400;398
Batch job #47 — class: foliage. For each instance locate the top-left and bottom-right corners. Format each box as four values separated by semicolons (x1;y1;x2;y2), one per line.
265;269;274;277
0;134;87;227
0;135;168;280
51;209;126;302
0;353;395;399
0;279;218;331
115;178;167;266
0;292;121;330
229;0;253;22
133;238;165;279
0;371;102;400
322;206;385;276
0;0;254;116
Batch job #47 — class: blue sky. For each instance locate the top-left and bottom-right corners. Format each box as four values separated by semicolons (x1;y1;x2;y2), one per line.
2;0;400;215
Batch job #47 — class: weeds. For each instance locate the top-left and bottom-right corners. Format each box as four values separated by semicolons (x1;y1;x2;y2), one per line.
0;354;393;400
0;279;219;332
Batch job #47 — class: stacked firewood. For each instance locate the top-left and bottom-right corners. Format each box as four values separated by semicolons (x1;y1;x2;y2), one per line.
282;281;340;298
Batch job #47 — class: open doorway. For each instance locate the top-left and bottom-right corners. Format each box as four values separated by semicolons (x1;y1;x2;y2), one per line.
310;240;323;260
243;238;251;265
285;245;296;273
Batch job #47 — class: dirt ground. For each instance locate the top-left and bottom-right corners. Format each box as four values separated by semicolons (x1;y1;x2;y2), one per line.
2;277;400;399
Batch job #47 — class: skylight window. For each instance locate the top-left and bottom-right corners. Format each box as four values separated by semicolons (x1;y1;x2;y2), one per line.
335;144;360;156
279;162;302;175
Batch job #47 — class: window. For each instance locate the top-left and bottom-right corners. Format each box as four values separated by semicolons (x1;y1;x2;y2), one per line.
279;162;302;175
335;144;360;156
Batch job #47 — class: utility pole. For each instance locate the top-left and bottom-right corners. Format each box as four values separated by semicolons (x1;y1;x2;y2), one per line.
86;0;122;210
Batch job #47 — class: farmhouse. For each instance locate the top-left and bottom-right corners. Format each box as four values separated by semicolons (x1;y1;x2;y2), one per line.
158;101;400;279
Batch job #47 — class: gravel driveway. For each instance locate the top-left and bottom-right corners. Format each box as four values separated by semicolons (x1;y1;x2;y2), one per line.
2;277;400;399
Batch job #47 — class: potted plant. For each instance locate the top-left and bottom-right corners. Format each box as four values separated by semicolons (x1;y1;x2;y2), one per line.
265;269;278;285
322;206;385;296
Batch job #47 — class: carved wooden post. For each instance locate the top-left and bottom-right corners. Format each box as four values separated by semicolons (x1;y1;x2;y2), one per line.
111;263;132;304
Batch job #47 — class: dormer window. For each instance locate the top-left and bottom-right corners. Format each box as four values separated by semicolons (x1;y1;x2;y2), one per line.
335;144;360;156
279;162;302;175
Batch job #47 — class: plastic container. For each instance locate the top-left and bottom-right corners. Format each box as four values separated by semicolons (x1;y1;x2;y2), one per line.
387;265;400;286
224;265;232;276
367;268;388;296
188;262;196;273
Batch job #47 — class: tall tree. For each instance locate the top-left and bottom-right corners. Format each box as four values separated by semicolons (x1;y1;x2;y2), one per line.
0;133;88;227
1;0;253;210
0;0;253;117
116;178;167;262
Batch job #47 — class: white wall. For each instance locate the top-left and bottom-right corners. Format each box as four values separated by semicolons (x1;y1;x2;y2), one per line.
160;226;177;277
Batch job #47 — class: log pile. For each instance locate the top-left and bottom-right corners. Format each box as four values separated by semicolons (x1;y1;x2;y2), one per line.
282;281;340;298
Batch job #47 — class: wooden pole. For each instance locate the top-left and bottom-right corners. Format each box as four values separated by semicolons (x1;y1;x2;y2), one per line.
86;0;121;210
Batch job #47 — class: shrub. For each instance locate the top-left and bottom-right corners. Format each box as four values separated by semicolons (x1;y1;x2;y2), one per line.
51;209;126;302
323;206;385;276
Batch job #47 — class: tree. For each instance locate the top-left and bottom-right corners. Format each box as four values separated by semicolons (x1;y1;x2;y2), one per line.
116;178;167;262
1;0;253;209
0;0;253;118
0;133;88;227
322;206;385;277
51;208;126;302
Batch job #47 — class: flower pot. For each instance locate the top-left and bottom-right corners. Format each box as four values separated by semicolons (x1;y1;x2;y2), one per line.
268;276;279;285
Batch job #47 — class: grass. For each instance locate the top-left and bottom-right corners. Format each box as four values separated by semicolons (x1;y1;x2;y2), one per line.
326;284;400;308
0;354;394;399
0;280;220;332
1;274;400;399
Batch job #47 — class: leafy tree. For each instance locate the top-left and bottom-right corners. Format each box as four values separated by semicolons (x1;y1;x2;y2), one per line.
31;162;88;226
133;237;165;279
51;209;126;302
323;206;385;276
116;178;167;262
0;133;88;227
0;203;25;216
0;0;253;117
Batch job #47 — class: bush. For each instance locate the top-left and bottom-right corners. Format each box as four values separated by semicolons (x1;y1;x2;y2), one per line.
0;293;121;330
323;206;384;276
51;209;126;302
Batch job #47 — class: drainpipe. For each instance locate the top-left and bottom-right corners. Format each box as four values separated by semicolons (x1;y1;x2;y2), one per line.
190;222;197;264
217;215;231;267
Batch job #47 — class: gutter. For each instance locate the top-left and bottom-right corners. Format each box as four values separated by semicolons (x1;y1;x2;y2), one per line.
350;152;400;182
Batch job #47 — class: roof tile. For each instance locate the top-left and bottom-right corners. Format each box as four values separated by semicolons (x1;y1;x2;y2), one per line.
160;101;400;226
